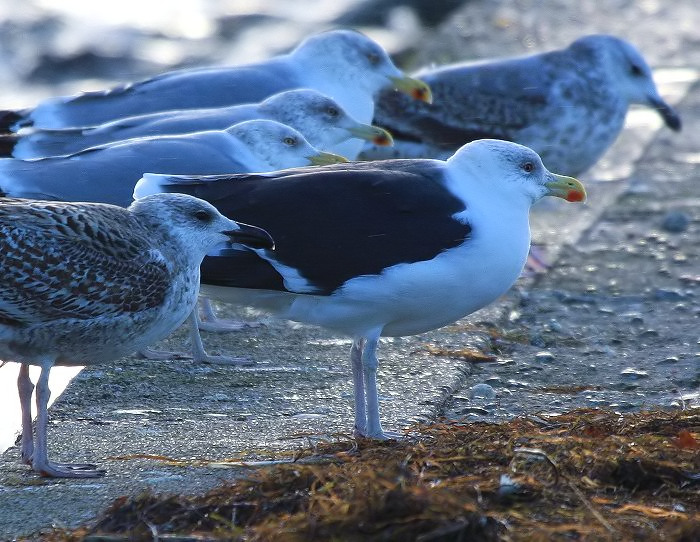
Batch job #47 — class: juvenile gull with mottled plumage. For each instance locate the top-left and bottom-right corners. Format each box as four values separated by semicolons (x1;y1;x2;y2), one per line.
0;29;431;158
0;194;274;477
362;34;681;176
135;139;587;440
0;89;392;159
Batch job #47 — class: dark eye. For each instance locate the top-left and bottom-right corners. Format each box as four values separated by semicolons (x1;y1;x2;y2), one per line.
522;162;535;173
326;106;339;117
194;210;213;223
283;136;297;146
630;64;643;76
367;52;381;65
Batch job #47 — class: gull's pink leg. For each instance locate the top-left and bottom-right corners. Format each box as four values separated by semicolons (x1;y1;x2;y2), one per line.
31;363;105;478
351;338;367;437
17;363;34;464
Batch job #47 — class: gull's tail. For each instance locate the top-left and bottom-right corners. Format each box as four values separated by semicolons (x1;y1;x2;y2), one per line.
134;173;243;200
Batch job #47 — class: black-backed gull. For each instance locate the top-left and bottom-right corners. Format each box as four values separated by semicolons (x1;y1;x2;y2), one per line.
134;139;586;439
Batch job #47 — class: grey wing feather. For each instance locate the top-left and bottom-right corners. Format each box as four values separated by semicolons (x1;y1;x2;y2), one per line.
375;56;553;149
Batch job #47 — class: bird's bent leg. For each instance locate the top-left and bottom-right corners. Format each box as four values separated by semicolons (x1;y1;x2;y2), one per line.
17;363;34;464
350;338;367;437
31;363;104;478
197;296;260;332
189;311;254;365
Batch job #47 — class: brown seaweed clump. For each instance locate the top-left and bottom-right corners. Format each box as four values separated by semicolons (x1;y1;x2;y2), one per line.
36;408;699;541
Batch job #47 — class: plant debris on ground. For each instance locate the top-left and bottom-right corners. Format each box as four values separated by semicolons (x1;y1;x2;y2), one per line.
36;408;699;541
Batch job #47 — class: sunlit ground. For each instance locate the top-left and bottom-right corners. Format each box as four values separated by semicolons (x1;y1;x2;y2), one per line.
0;364;82;453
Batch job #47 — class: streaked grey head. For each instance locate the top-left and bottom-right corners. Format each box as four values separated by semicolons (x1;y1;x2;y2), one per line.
571;35;681;131
259;89;392;148
292;29;404;93
130;193;273;260
226;119;319;169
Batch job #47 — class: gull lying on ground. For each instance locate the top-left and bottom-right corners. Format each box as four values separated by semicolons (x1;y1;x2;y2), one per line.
0;29;431;158
362;34;681;175
0;89;392;159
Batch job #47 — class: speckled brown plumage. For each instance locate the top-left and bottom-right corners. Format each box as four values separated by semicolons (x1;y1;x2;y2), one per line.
0;198;169;326
0;193;273;478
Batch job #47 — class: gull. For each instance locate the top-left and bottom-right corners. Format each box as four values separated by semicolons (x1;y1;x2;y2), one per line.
1;193;274;477
362;34;681;175
0;89;393;159
0;119;345;208
134;139;586;439
0;29;431;158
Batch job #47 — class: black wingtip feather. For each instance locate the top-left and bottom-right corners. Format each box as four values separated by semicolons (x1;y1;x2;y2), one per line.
0;110;30;133
0;134;20;157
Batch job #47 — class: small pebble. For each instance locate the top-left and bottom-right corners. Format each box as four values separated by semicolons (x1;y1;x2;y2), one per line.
535;351;555;362
470;383;496;399
547;319;563;332
459;406;490;416
658;356;680;365
639;329;659;338
660;210;690;233
498;474;520;496
204;393;231;402
529;333;546;347
654;288;686;301
620;367;649;379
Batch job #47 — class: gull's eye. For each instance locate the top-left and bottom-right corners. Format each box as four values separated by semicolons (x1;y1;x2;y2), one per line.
522;162;535;173
326;106;340;117
283;136;297;146
630;64;643;76
367;52;381;65
194;210;213;223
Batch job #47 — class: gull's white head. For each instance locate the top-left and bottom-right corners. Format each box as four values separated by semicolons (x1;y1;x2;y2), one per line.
226;119;347;170
570;35;681;131
447;139;586;207
291;29;431;103
259;89;393;149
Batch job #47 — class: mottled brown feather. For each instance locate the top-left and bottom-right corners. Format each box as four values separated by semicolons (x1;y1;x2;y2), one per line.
0;198;170;325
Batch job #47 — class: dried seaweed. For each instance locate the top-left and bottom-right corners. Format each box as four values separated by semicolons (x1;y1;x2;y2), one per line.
33;408;699;541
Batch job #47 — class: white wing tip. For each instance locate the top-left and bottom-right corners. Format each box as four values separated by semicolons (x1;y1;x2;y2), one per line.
133;173;168;200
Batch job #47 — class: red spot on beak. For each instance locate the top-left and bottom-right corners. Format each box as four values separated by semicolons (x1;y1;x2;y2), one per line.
567;190;585;202
412;88;431;103
373;134;391;146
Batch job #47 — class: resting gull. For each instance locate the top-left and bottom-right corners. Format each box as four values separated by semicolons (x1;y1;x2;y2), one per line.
0;119;346;208
0;89;393;160
361;34;681;175
0;29;431;158
1;194;274;477
134;139;587;439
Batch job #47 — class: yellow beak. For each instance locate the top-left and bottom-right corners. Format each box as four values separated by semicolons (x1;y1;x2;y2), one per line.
308;151;349;166
388;75;433;104
545;174;586;202
348;124;394;146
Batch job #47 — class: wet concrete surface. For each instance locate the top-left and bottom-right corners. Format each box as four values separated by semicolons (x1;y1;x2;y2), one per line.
0;0;699;538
